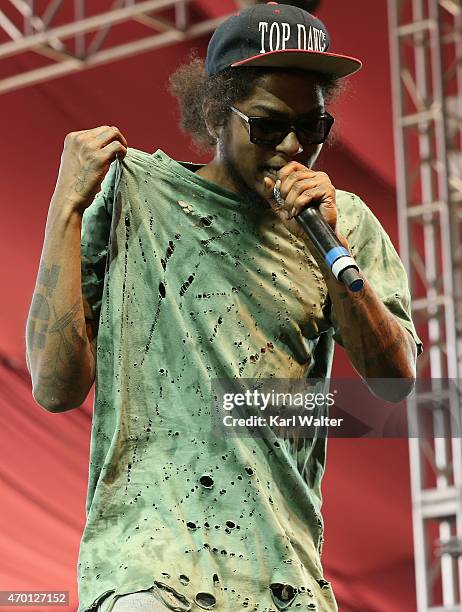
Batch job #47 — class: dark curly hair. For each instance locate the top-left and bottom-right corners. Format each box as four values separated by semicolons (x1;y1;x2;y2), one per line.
168;56;343;152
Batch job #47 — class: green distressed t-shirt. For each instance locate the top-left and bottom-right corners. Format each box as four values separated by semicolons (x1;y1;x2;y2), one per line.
77;147;422;612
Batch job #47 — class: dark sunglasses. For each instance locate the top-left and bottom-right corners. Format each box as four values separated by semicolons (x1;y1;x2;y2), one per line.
230;106;334;147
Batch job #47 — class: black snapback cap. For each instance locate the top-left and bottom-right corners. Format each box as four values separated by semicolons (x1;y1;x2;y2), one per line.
205;1;362;78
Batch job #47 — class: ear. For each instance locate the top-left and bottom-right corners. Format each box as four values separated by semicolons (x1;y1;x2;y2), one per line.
202;101;221;142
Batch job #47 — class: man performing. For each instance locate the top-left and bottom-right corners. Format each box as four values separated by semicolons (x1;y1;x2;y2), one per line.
26;2;423;611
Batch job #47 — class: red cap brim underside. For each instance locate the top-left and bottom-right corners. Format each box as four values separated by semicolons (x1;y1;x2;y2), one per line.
231;49;362;78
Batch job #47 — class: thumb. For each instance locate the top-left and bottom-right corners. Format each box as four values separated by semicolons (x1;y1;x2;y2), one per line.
263;176;274;198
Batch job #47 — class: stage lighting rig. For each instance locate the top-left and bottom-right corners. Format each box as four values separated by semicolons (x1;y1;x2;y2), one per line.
236;1;322;14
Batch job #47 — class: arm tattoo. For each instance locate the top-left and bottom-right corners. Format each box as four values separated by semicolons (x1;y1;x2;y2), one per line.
27;263;61;351
37;262;60;297
31;299;89;402
28;261;90;403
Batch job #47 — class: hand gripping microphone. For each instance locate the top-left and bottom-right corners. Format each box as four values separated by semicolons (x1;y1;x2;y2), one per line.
273;186;364;292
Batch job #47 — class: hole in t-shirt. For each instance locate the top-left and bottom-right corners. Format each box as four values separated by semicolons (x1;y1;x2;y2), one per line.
199;474;214;488
270;583;298;609
195;591;216;609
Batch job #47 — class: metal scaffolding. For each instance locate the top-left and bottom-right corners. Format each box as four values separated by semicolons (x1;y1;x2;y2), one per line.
0;0;230;95
388;0;462;610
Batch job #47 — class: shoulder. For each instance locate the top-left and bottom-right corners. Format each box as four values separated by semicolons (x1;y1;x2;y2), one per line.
334;189;377;232
334;189;397;255
335;189;368;213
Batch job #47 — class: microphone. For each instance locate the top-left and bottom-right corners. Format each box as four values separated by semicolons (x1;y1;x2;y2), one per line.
273;186;364;292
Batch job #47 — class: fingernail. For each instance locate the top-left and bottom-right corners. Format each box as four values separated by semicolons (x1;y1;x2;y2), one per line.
276;179;281;188
291;207;297;218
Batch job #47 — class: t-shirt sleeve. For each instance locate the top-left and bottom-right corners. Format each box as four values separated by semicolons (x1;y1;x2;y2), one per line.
80;159;120;331
327;191;423;356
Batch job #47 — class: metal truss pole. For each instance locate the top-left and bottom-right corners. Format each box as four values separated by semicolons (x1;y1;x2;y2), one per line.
388;0;462;610
0;0;231;94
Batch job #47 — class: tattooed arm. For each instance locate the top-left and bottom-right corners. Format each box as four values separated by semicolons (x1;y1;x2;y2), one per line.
323;273;417;402
26;207;97;411
26;126;127;412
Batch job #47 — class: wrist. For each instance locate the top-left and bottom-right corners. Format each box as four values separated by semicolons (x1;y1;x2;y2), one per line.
50;188;89;218
336;232;350;250
47;195;85;232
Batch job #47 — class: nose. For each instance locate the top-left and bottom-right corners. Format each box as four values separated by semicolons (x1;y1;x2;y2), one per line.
276;130;304;156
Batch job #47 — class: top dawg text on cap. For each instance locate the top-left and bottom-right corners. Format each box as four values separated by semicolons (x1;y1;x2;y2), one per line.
258;21;328;54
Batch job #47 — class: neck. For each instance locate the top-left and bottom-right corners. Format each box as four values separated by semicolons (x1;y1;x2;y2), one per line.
195;154;237;194
195;143;269;210
196;158;229;191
